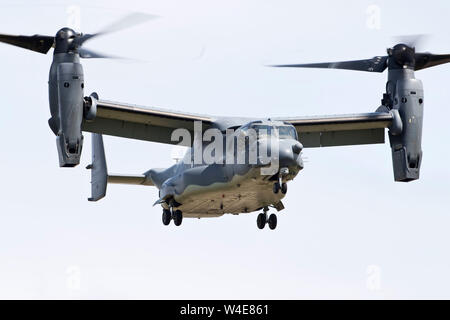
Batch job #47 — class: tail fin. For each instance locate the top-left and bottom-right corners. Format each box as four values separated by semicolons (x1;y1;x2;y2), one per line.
87;133;108;201
86;133;154;201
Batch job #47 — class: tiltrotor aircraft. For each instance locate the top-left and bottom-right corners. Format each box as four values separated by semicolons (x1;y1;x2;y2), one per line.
2;15;449;230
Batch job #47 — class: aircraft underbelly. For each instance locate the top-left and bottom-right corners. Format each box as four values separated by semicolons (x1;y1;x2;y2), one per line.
174;169;286;218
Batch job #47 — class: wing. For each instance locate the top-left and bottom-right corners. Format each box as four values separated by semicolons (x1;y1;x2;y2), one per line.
82;99;214;145
82;99;393;148
276;112;393;148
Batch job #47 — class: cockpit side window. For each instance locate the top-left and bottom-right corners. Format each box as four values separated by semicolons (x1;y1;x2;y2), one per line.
253;125;272;137
277;126;298;140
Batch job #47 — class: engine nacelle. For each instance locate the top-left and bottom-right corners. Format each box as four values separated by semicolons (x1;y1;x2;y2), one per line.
48;54;85;167
388;77;424;182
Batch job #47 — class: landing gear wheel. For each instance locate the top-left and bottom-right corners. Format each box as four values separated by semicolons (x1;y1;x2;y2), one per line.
173;210;183;226
273;182;280;194
257;213;267;229
268;214;277;230
281;182;287;194
162;209;171;226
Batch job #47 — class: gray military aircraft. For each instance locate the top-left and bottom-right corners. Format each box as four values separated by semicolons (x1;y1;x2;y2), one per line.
2;16;448;230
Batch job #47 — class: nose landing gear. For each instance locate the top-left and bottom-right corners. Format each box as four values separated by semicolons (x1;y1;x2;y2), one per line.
281;182;287;194
273;182;280;194
273;167;289;195
273;181;287;194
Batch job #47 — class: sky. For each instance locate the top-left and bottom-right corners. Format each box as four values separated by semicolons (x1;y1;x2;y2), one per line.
1;0;450;299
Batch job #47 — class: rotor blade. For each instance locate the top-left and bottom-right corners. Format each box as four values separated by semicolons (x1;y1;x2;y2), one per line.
0;33;54;54
78;47;118;59
414;53;450;71
76;12;158;46
270;56;388;73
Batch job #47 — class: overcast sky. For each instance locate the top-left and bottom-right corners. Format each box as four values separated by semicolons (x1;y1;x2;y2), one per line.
1;0;450;299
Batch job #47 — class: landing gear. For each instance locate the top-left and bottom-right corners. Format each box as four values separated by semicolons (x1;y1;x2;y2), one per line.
273;182;280;194
281;182;287;194
162;207;183;226
257;212;267;229
274;168;289;195
273;181;287;195
162;209;171;225
268;214;277;230
256;208;277;230
173;210;183;226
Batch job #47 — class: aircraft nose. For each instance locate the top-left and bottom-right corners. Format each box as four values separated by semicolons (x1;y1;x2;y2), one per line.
292;142;303;155
278;140;302;168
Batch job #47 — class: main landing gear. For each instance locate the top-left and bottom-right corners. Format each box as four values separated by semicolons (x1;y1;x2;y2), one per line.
257;208;278;230
162;207;183;226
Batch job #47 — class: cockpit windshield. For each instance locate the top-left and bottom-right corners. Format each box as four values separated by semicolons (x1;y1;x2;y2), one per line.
252;124;297;140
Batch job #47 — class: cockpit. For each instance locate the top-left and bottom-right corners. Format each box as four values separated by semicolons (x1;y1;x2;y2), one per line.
239;121;298;140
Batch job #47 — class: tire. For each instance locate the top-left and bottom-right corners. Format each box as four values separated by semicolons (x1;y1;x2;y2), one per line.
257;213;266;229
173;210;183;226
162;209;171;226
273;182;280;194
268;214;277;230
281;183;287;194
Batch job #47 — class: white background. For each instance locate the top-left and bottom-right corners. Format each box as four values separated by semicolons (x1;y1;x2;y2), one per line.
0;0;449;299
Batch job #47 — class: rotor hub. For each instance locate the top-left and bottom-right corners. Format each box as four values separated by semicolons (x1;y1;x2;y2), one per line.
388;44;416;69
54;27;80;54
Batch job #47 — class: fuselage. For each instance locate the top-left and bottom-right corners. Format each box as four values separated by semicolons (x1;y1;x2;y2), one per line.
147;120;304;218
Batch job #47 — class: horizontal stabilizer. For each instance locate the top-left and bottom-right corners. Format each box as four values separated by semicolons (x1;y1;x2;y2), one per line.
108;174;153;186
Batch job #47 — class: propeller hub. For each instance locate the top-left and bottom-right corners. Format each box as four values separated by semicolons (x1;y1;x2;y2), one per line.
388;44;415;69
55;27;77;39
54;27;80;54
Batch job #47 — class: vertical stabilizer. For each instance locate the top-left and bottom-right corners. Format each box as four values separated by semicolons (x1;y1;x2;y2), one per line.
87;133;107;201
